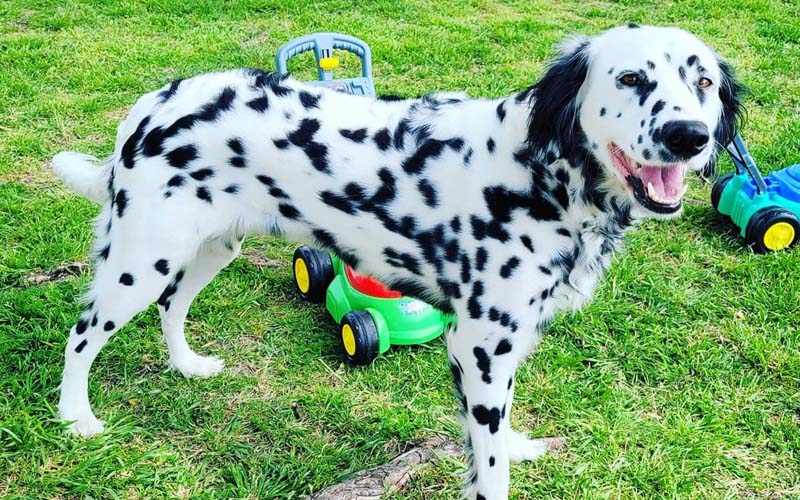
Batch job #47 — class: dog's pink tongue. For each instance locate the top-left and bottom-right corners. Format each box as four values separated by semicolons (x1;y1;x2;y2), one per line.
638;165;684;198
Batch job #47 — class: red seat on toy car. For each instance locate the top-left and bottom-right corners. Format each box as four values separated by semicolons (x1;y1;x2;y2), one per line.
344;266;402;298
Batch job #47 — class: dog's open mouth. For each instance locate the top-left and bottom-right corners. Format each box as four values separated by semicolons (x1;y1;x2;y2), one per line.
608;143;687;214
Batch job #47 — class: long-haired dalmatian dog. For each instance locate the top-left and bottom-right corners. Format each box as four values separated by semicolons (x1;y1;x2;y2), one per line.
53;25;741;499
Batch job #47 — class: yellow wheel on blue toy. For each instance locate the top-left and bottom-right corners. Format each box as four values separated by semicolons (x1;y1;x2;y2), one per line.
763;222;795;251
746;207;800;254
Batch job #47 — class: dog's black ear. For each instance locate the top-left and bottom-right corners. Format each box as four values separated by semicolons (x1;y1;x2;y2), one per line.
524;37;591;160
701;59;746;180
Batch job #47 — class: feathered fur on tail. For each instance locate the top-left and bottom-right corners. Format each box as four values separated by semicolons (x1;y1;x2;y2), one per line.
52;152;111;204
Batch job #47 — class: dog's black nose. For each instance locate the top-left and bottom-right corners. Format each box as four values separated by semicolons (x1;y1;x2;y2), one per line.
661;120;710;158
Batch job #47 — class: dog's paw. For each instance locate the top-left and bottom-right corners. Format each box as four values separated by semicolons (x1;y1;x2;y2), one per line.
508;432;565;462
170;354;224;378
65;416;106;437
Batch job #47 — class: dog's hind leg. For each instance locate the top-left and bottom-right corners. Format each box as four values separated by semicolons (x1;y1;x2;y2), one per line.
158;237;242;378
58;225;195;436
448;319;518;500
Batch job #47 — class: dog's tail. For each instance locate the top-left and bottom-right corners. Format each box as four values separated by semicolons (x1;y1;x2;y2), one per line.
52;152;111;204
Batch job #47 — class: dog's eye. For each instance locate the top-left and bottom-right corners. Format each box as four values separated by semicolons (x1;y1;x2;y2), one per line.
697;77;713;89
619;73;640;86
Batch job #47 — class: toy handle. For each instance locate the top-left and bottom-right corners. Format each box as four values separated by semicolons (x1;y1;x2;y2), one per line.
275;32;373;81
727;133;768;193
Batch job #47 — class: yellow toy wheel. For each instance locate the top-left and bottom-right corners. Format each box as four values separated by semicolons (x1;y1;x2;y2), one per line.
339;311;380;366
292;246;334;302
746;207;800;254
763;222;795;251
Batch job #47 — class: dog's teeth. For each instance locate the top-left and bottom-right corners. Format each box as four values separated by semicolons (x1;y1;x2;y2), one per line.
646;182;656;199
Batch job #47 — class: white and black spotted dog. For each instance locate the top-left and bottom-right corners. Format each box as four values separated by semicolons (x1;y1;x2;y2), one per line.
53;25;741;499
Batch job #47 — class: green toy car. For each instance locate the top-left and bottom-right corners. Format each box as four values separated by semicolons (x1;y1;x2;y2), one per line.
292;246;455;365
712;134;800;253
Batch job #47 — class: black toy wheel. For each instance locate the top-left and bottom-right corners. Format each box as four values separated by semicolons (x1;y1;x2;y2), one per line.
339;311;380;366
711;173;734;211
293;246;334;302
745;207;800;254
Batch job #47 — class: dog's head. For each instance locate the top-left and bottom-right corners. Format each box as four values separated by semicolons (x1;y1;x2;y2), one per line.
526;25;744;218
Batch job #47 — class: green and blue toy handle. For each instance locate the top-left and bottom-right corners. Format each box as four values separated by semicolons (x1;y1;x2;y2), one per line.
727;133;768;193
275;32;376;97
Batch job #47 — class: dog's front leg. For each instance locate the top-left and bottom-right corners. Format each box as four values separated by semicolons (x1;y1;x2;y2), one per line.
448;319;517;500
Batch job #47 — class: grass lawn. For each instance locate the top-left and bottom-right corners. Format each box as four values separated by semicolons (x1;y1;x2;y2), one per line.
1;0;799;498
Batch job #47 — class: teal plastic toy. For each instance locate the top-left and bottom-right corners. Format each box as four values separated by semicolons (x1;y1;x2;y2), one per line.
712;134;800;253
277;34;453;365
293;247;454;365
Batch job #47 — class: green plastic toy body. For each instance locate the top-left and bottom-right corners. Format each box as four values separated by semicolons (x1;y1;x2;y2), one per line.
712;134;800;253
293;246;454;365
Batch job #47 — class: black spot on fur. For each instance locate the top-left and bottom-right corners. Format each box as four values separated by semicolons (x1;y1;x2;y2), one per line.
143;87;236;157
90;314;97;327
417;178;439;207
499;256;520;278
98;243;110;261
402;139;447;175
166;145;198;169
119;273;134;286
539;265;552;275
320;191;356;214
75;339;88;353
159;79;183;102
450;216;461;233
103;321;115;332
269;187;289;199
471;405;501;434
556;227;571;237
278;203;301;219
223;184;239;194
496;101;507;122
273;138;289;149
489;456;495;467
154;259;170;275
643;149;652;160
373;128;391;150
76;318;88;335
600;107;606;117
299;90;320;109
287;118;329;173
167;175;185;188
256;175;274;186
486;138;495;153
227;138;245;155
628;22;640;28
339;128;368;143
520;235;534;253
687;55;698;67
651;99;666;116
468;280;484;319
460;254;471;283
246;96;269;112
120;116;151;169
473;347;492;384
495;338;512;355
114;189;128;217
383;248;422;275
229;156;246;168
647;60;655;70
196;186;212;204
189;168;214;181
475;247;488;271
